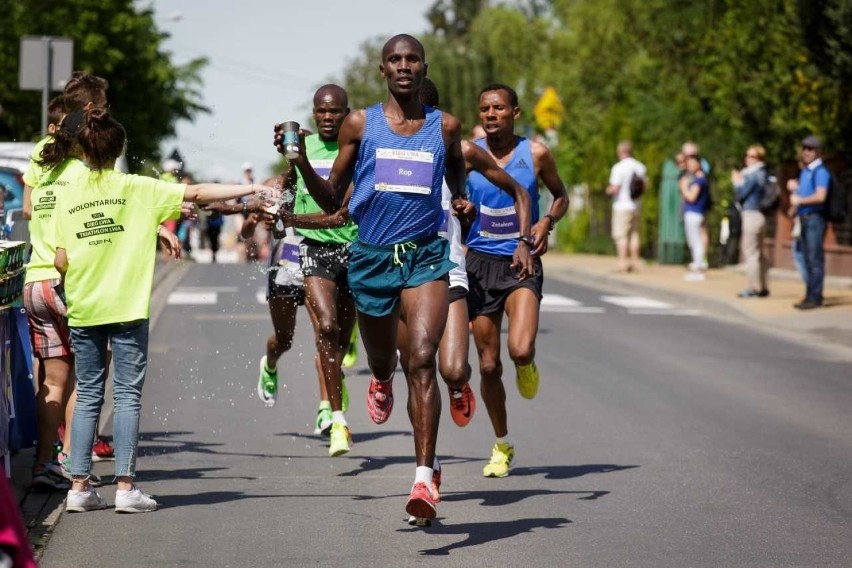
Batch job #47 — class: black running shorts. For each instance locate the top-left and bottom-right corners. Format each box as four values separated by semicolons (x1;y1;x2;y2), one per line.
299;239;352;297
465;249;543;317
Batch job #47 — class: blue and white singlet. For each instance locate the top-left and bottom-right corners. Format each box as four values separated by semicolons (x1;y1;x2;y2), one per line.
466;136;540;256
350;104;446;245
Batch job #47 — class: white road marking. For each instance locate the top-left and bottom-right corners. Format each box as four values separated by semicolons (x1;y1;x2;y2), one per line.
167;291;218;305
190;249;241;264
600;296;674;310
174;286;239;294
627;308;701;316
540;294;605;313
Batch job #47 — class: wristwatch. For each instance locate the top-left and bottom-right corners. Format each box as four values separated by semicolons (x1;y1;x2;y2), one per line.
518;235;535;247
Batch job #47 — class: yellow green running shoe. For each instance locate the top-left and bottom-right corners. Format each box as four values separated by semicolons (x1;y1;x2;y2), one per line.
257;356;278;408
314;403;332;435
328;422;352;457
515;361;540;399
342;333;358;368
482;441;515;478
340;374;349;413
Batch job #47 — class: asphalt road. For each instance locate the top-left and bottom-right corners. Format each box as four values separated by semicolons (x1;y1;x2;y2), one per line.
40;262;852;567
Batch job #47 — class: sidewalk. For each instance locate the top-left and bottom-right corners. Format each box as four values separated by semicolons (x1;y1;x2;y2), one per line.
542;253;852;349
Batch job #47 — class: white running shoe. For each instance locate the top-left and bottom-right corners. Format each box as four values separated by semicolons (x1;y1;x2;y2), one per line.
115;487;158;513
65;488;108;512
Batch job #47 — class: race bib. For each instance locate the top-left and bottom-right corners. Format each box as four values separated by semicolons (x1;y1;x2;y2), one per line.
438;200;450;236
478;204;520;240
274;234;304;286
303;159;334;193
277;234;304;267
374;148;433;195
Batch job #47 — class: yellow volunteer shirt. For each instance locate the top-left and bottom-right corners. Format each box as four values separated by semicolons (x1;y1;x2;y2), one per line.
25;159;89;284
49;169;185;327
23;137;51;188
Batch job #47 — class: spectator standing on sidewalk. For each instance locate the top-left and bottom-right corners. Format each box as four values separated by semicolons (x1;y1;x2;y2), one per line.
787;135;830;310
22;74;111;492
679;155;711;280
732;144;770;298
606;140;647;273
46;108;272;513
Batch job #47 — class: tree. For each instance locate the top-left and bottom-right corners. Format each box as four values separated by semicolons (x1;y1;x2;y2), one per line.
0;0;208;172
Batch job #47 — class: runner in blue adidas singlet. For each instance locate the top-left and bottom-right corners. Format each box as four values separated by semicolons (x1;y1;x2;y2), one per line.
275;34;468;523
466;83;569;479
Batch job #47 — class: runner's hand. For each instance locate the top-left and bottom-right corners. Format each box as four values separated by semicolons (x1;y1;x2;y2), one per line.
157;227;182;259
531;218;551;256
180;202;198;221
451;198;475;227
272;124;308;166
512;241;534;281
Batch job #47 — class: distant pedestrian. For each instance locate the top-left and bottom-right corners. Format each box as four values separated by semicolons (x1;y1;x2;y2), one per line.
732;144;770;297
679;154;710;280
787;135;830;309
606;140;647;273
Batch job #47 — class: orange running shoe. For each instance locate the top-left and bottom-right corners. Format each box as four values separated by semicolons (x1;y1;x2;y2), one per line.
448;384;476;427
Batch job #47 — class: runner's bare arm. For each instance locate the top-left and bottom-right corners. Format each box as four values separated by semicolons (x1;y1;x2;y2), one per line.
531;141;569;256
54;248;68;275
23;184;33;220
279;112;363;214
442;113;467;201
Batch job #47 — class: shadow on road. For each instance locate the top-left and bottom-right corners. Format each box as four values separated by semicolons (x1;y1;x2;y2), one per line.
511;464;639;480
400;517;571;555
441;488;609;506
136;467;257;483
138;431;303;460
338;454;479;477
274;430;412;444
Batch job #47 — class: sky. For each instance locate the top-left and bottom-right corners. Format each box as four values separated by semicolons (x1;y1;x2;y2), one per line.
146;0;429;181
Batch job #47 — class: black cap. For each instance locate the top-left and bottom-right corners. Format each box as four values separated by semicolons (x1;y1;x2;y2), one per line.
801;135;822;149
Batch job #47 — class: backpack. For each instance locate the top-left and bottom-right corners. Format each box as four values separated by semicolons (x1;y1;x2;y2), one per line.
759;175;780;213
826;172;848;223
629;172;645;200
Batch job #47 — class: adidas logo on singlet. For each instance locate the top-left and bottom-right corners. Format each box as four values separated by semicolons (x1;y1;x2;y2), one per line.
516;158;531;169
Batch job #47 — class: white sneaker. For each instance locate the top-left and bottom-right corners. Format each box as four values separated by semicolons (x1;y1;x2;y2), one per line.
66;488;108;512
683;271;706;281
115;487;158;513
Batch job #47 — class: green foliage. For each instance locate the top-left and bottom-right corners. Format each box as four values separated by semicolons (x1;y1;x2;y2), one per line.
332;0;849;253
0;0;208;172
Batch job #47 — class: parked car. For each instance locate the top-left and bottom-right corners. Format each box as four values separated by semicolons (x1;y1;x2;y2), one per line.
0;141;36;175
0;142;36;242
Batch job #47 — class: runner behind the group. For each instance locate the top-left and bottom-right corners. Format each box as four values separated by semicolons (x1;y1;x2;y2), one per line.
286;85;359;456
466;83;569;478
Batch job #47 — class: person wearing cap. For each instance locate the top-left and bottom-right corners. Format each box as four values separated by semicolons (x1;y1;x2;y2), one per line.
786;135;830;309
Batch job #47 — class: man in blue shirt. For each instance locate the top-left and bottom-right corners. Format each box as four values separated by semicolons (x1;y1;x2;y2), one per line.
787;135;830;309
